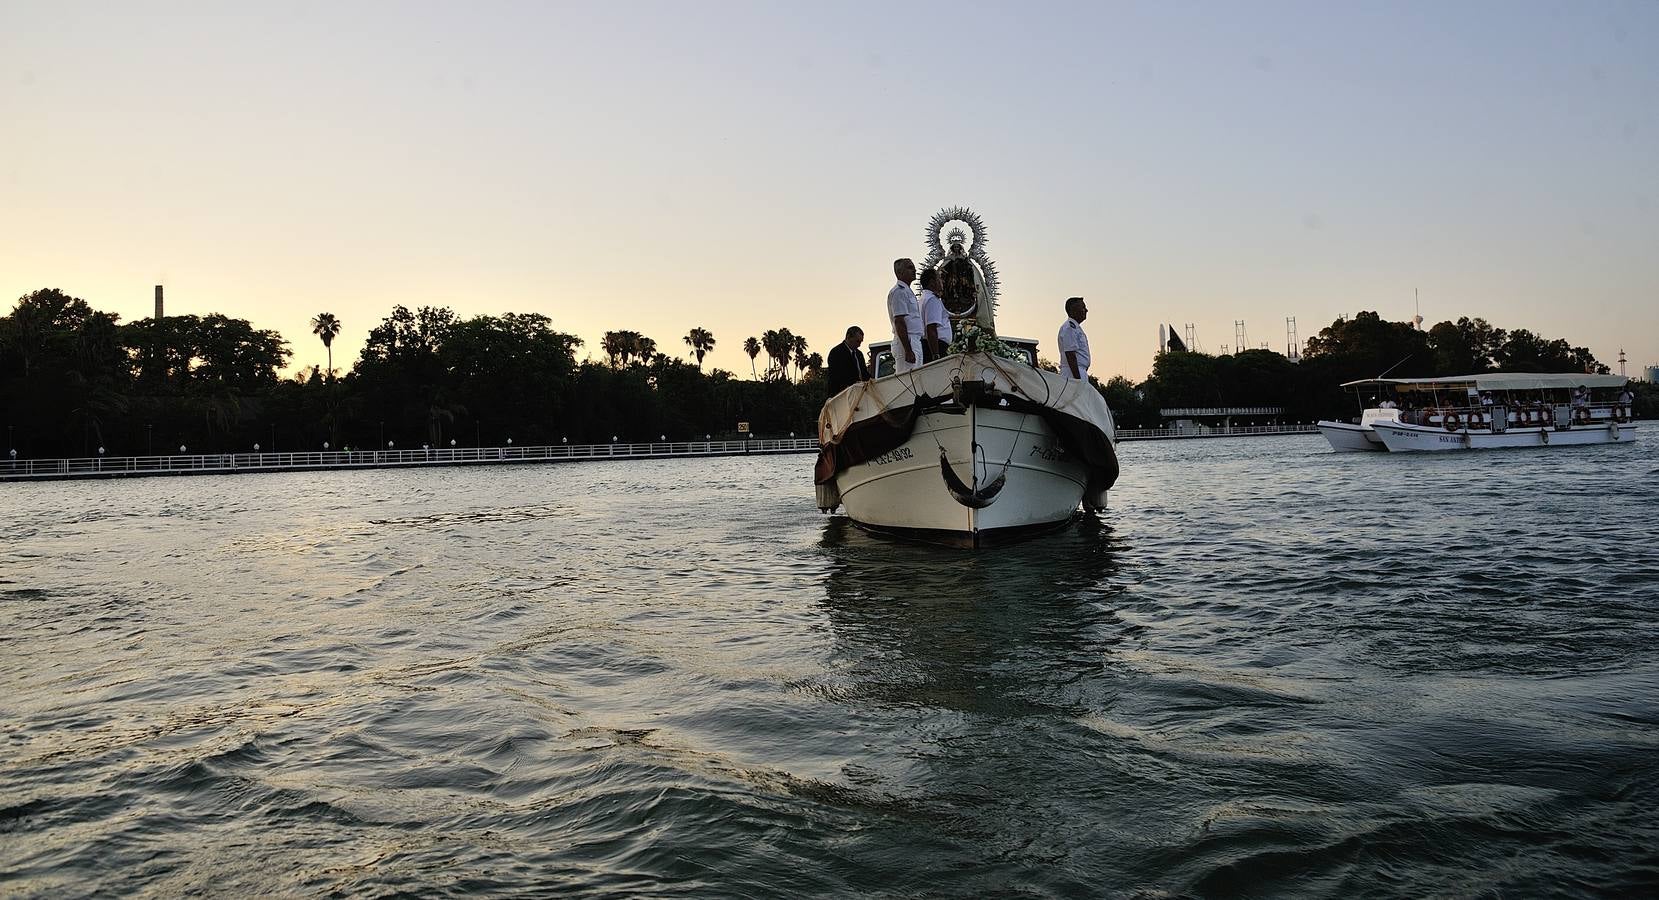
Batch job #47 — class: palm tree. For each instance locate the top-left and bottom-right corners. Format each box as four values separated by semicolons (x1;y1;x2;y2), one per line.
743;336;761;379
804;352;823;378
761;329;786;381
776;328;798;381
602;331;628;367
310;312;341;380
635;334;657;361
684;327;716;369
791;333;809;381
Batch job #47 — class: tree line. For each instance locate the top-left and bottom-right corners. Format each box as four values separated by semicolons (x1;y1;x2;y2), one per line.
1;288;1649;458
0;288;829;458
1105;311;1649;428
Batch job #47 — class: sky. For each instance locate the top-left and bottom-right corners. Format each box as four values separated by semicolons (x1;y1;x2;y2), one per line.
3;0;1656;381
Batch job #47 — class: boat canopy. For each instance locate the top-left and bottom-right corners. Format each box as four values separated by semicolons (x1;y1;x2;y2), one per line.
1340;373;1628;392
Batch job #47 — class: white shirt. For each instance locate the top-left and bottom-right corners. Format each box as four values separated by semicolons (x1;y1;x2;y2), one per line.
887;281;923;371
919;289;953;344
1058;317;1091;380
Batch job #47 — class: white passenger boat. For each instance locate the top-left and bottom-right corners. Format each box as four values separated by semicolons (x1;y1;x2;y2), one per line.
1332;373;1637;453
1317;407;1400;452
814;208;1119;547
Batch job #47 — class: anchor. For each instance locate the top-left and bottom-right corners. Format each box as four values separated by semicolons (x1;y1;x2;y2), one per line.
940;446;1004;509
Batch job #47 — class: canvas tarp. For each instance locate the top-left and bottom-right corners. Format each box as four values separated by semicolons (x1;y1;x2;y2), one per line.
815;352;1119;490
1341;373;1629;392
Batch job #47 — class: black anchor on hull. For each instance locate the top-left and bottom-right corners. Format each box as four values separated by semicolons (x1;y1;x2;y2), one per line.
939;446;1004;509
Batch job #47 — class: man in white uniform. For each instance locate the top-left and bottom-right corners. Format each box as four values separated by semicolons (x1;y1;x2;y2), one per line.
1058;296;1091;382
918;268;953;362
887;258;922;373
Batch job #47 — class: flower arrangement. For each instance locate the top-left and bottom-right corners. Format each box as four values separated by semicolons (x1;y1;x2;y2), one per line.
947;325;1025;363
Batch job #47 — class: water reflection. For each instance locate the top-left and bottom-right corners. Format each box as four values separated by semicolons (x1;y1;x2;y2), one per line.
814;515;1133;718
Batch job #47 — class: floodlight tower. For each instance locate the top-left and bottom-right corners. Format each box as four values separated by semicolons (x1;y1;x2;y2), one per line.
1234;320;1247;353
1286;317;1299;361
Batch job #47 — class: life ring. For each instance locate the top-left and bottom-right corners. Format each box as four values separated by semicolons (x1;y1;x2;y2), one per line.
1573;407;1591;425
1443;412;1460;432
1611;405;1625;421
1468;411;1484;428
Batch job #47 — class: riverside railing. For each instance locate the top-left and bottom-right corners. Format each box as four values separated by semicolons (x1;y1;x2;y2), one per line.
1;438;821;481
2;424;1324;482
1114;423;1319;440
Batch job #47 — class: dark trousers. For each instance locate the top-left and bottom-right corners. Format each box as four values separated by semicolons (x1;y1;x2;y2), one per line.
922;338;950;363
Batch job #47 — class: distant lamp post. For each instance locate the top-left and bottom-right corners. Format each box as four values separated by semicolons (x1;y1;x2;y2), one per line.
705;434;710;441
562;436;567;444
506;438;513;446
660;434;666;441
97;445;104;472
178;445;187;454
611;436;617;442
450;439;456;447
98;446;105;456
322;441;329;450
253;443;260;452
387;440;395;449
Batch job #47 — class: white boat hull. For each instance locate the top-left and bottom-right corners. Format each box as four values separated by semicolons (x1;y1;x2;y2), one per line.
1317;421;1385;452
835;404;1092;544
1370;420;1638;452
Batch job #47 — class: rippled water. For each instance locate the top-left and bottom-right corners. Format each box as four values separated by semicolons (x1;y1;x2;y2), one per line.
3;435;1657;897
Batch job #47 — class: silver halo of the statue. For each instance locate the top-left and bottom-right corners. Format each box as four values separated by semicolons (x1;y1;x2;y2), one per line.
922;206;1001;313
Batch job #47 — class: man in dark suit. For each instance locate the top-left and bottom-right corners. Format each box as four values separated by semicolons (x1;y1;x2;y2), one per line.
826;326;871;396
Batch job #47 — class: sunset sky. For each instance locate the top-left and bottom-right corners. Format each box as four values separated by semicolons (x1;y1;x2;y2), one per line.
4;1;1656;380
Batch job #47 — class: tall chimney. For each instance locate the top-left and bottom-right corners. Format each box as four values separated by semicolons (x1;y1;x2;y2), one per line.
154;285;164;320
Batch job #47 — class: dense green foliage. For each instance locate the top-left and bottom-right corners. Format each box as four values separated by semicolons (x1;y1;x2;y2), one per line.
1110;311;1627;428
1;289;1646;456
1;290;826;457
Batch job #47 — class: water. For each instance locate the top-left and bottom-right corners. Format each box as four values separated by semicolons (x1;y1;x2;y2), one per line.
3;435;1656;897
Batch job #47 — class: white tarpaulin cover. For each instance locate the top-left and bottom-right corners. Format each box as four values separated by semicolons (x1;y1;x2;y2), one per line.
1341;373;1629;392
818;351;1117;448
